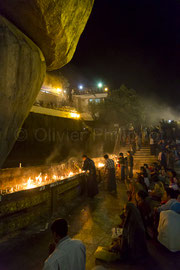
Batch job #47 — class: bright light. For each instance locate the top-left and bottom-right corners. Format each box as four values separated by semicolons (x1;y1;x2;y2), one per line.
104;87;108;92
98;162;105;168
70;112;80;119
57;88;62;93
168;120;172;123
64;90;67;93
79;85;83;90
98;82;103;88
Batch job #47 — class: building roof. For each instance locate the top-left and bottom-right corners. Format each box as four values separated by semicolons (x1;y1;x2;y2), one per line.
73;93;108;99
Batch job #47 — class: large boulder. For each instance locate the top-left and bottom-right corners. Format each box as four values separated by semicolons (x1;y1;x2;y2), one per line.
0;16;46;168
0;0;94;71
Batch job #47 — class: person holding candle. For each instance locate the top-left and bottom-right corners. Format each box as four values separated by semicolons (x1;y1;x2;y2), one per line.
82;155;98;197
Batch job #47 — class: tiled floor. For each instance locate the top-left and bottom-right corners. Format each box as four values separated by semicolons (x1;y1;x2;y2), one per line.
0;183;179;270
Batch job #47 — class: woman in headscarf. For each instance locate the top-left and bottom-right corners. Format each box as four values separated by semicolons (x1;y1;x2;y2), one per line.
110;203;148;262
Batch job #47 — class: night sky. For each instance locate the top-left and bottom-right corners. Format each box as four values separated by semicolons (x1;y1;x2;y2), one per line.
62;0;180;105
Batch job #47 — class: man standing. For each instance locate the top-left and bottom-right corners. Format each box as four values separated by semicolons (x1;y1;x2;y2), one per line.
82;155;98;197
158;151;167;169
127;151;133;178
118;152;125;181
104;154;117;193
43;219;86;270
150;135;155;155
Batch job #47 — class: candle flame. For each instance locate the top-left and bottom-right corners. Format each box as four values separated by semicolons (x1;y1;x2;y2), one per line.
98;162;105;168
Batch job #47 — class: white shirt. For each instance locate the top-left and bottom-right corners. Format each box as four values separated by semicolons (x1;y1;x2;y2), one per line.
43;236;86;270
144;177;150;188
158;210;180;252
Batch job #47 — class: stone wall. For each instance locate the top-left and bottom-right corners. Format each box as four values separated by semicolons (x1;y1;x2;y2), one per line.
3;111;91;168
0;174;85;237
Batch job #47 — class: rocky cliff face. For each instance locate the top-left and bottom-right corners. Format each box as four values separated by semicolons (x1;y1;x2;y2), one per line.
0;0;94;70
0;16;46;168
0;1;94;168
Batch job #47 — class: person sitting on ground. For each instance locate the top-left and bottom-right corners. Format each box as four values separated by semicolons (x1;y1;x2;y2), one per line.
158;166;169;187
43;219;86;270
140;167;150;188
104;154;117;193
128;174;147;202
157;188;177;213
136;190;152;231
110;203;147;262
167;169;179;191
144;164;151;180
158;202;180;252
136;174;148;192
150;165;159;181
150;181;165;202
127;190;133;202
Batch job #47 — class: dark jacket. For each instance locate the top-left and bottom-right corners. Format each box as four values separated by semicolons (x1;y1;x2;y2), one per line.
127;154;133;167
82;158;96;175
118;156;125;166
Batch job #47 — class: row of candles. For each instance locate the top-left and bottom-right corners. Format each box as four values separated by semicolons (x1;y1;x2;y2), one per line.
0;159;114;195
0;170;81;195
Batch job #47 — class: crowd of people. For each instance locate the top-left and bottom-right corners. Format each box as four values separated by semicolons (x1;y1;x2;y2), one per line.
42;122;180;269
125;163;180;252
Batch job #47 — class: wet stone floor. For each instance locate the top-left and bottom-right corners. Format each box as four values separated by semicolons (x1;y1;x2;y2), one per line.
0;182;180;270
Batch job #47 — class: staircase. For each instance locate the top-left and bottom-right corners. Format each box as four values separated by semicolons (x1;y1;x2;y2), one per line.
133;146;158;169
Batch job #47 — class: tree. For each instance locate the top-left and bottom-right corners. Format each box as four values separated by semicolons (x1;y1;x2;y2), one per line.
43;71;70;90
89;84;145;128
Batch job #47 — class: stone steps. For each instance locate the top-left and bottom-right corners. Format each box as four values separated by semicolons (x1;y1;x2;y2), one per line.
134;154;156;158
135;153;151;156
133;146;157;169
134;157;157;160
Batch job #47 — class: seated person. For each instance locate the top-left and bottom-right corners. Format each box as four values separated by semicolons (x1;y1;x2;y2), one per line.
129;175;147;202
139;167;150;188
43;218;86;270
158;203;180;252
158;166;169;187
136;190;152;230
143;172;150;188
167;170;179;190
127;190;133;202
144;164;151;180
110;203;147;262
150;181;165;202
136;174;148;192
157;188;177;213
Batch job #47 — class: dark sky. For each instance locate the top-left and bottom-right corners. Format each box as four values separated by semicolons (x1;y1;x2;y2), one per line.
62;0;180;105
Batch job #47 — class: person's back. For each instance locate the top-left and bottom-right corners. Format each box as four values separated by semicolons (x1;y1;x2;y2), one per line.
158;210;180;252
43;219;86;270
82;156;96;175
118;156;125;166
44;237;86;270
127;154;133;166
105;158;115;170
